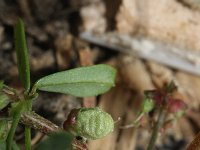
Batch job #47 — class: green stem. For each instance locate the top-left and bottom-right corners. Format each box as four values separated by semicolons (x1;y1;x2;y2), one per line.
6;105;23;150
29;85;37;97
25;126;31;150
147;107;166;150
24;99;32;150
120;112;144;129
134;112;144;124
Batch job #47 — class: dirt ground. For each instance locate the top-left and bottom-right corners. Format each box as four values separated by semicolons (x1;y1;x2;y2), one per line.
1;0;200;150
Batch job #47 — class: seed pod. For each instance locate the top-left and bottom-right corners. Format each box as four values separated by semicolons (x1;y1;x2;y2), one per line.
63;107;114;140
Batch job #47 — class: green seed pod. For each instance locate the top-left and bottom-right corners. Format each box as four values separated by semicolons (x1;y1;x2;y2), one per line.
63;107;114;140
142;98;154;113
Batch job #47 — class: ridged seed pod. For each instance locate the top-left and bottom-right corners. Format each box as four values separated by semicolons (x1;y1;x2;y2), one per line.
63;107;114;140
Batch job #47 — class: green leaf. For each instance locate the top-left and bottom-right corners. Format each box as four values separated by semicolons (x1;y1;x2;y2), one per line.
0;94;10;110
0;120;9;140
14;18;30;92
0;140;6;150
12;142;21;150
35;132;73;150
0;140;21;150
35;64;116;97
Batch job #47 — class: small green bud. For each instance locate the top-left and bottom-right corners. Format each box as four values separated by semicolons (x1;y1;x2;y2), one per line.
63;107;114;140
142;98;154;113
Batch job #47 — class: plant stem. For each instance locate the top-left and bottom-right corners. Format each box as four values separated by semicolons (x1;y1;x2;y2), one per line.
24;99;32;150
6;105;23;150
25;127;31;150
147;107;166;150
6;117;20;150
20;112;62;134
120;112;144;129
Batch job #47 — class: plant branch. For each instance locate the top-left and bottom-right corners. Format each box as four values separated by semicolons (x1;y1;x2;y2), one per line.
120;112;144;129
147;107;166;150
20;112;62;134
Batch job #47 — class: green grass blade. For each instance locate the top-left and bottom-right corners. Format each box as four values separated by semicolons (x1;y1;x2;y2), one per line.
14;19;30;92
35;64;117;97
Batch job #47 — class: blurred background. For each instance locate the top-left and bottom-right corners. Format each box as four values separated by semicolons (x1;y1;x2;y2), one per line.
1;0;200;149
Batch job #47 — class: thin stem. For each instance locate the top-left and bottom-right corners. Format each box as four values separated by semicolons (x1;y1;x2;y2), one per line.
134;112;144;124
6;117;20;150
146;107;166;150
20;112;62;134
120;112;144;129
24;99;32;150
25;127;31;150
6;106;23;150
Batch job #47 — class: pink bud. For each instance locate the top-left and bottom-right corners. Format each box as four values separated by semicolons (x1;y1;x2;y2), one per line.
63;109;78;131
145;90;165;106
167;98;186;113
